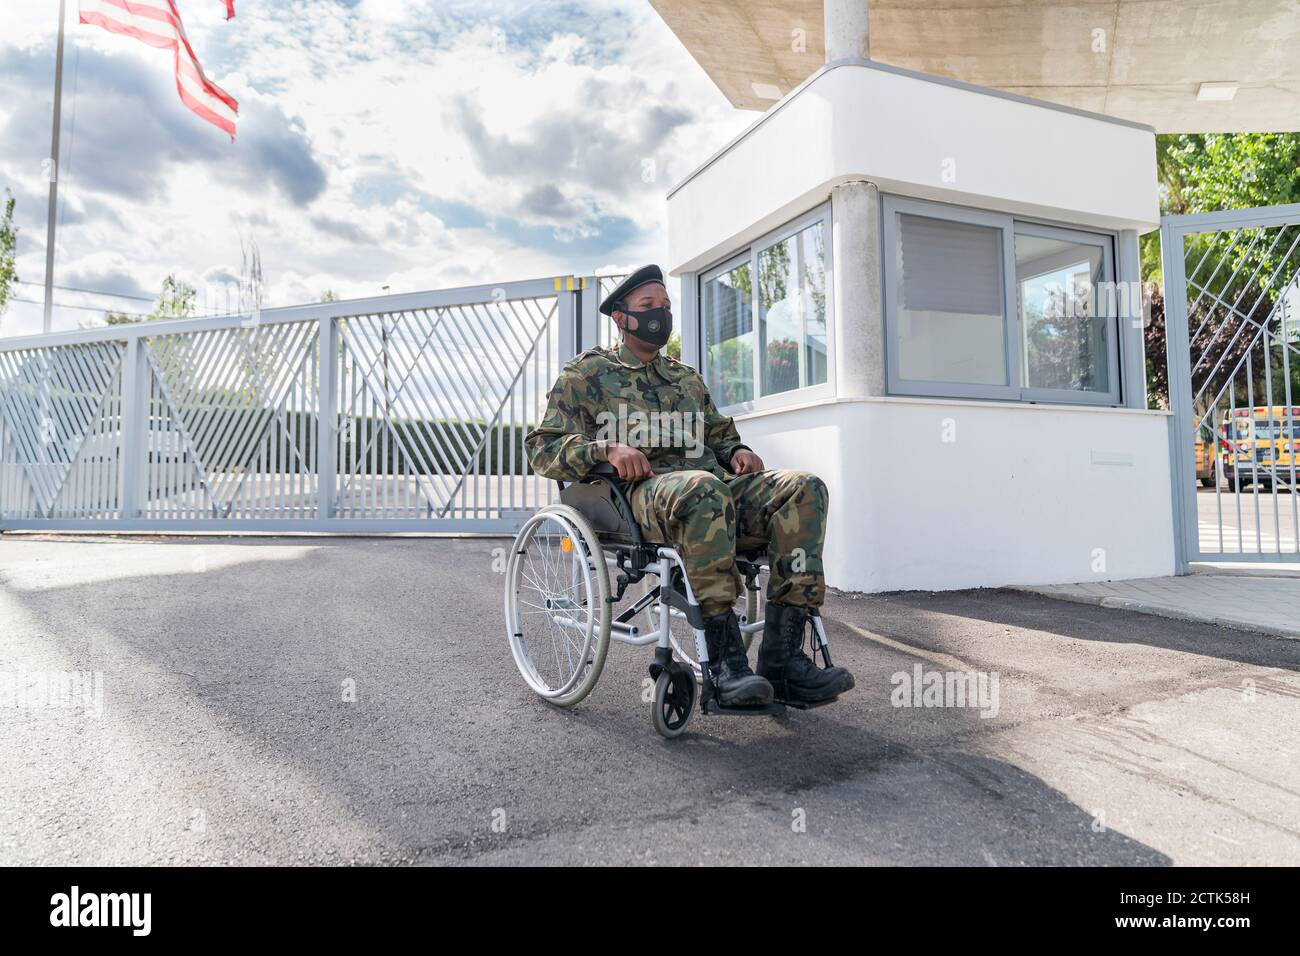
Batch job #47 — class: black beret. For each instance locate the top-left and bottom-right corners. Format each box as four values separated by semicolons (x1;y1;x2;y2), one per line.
599;264;665;316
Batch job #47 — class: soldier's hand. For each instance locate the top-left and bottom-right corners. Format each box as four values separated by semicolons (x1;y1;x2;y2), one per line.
606;443;653;481
730;449;764;475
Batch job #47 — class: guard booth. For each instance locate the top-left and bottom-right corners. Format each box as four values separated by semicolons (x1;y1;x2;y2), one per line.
665;57;1174;593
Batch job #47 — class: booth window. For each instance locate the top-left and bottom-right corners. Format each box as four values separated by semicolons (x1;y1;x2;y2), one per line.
882;195;1120;405
700;205;831;411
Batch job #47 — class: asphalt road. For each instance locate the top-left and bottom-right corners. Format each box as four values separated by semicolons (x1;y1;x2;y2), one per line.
1;534;1298;866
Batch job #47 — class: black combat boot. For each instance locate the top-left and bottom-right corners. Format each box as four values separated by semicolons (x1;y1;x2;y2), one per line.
757;603;855;705
702;611;774;706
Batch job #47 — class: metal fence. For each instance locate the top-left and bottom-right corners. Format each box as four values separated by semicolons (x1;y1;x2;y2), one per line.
0;274;620;533
1163;202;1300;565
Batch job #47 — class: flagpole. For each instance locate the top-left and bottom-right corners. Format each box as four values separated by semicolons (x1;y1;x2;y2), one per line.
42;0;68;334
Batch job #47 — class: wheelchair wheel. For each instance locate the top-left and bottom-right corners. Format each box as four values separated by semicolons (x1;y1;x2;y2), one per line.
505;504;611;707
651;667;696;739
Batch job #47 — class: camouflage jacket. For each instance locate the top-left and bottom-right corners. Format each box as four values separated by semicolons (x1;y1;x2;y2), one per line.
525;343;749;482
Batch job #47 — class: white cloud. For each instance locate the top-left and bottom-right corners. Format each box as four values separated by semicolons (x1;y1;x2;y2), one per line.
0;0;752;337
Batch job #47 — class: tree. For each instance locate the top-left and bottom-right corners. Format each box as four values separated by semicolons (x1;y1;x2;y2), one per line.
152;273;197;320
0;189;17;322
1142;133;1300;283
98;274;196;326
665;332;680;361
1143;283;1168;409
1142;133;1300;411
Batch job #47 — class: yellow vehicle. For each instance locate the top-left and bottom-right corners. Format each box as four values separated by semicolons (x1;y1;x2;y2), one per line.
1219;406;1300;489
1193;434;1217;487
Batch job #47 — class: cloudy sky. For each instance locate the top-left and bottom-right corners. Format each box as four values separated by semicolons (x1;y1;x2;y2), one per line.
0;0;753;337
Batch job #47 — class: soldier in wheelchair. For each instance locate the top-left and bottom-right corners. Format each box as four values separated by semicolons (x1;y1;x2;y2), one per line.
510;265;853;735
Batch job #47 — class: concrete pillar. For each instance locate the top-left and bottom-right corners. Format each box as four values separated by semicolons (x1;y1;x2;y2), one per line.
831;180;884;397
824;0;869;61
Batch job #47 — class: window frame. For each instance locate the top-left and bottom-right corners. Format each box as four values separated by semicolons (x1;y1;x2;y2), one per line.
699;249;757;409
1013;221;1119;406
882;197;1021;401
882;194;1122;406
698;203;835;416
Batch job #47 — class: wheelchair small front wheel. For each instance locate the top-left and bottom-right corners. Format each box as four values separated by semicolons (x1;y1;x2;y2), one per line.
505;504;611;707
651;666;696;739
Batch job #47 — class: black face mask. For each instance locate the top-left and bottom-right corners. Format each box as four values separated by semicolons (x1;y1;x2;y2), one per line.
620;306;673;348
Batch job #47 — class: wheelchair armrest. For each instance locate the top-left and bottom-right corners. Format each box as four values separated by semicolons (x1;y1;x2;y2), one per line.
554;459;619;492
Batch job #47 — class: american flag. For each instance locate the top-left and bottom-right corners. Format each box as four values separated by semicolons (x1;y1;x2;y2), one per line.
79;0;239;138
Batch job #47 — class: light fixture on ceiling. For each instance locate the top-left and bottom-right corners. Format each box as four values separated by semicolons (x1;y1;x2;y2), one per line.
1197;81;1239;102
751;82;783;101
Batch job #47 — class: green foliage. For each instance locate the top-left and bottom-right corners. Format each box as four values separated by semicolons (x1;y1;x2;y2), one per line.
1144;285;1168;409
99;273;198;326
153;273;197;320
1141;133;1300;282
706;337;753;406
1142;133;1300;411
757;235;789;308
1170;133;1300;212
706;223;827;401
0;189;17;318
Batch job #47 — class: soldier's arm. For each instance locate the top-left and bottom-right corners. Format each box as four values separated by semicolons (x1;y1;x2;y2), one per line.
524;366;610;481
699;376;749;469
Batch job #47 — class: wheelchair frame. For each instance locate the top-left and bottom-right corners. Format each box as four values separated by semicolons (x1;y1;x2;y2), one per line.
504;462;837;737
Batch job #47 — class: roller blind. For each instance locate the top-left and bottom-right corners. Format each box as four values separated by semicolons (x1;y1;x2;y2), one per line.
898;213;1004;316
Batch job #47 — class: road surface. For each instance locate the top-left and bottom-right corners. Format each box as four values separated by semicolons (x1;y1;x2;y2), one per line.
1;535;1297;865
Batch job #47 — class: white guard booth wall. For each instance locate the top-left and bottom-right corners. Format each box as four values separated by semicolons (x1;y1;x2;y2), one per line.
666;59;1173;593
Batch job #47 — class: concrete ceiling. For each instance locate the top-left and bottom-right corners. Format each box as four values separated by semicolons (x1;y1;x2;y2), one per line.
648;0;1300;132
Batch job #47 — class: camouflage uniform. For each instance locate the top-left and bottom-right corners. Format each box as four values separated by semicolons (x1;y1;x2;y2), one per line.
525;343;828;618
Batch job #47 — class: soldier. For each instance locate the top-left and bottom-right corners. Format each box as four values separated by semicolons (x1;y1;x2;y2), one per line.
525;265;854;707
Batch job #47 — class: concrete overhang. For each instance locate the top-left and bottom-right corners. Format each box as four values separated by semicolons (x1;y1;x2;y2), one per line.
649;0;1300;133
665;60;1158;275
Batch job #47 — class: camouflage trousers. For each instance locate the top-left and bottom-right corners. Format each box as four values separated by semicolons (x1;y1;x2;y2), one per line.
628;468;828;619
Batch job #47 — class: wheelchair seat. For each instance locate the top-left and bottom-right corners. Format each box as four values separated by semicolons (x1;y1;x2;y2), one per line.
558;465;770;576
559;473;638;545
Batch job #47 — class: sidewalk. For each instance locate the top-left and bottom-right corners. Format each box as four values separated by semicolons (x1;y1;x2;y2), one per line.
1015;567;1300;640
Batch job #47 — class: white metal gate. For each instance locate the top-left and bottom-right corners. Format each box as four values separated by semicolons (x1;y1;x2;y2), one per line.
1163;203;1300;567
0;275;613;533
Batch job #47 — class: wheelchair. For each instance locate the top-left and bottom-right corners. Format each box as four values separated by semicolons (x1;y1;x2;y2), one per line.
504;463;840;738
